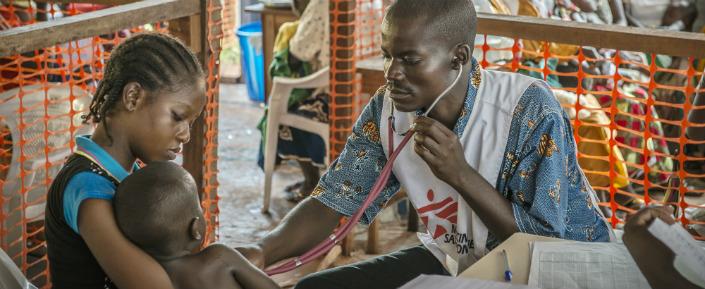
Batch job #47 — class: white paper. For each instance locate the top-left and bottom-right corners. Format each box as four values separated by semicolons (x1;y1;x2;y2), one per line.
648;218;705;287
528;242;650;289
398;275;539;289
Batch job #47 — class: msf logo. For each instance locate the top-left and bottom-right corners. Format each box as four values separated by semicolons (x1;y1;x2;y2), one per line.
417;189;458;239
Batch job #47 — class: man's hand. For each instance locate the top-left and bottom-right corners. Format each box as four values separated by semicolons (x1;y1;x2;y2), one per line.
411;116;519;240
235;244;265;269
412;116;473;188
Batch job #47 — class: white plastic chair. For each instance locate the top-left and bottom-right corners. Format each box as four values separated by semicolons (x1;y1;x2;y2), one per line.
262;67;330;213
0;248;37;289
0;84;92;259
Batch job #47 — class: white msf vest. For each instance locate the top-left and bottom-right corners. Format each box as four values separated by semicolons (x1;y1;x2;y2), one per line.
380;69;536;275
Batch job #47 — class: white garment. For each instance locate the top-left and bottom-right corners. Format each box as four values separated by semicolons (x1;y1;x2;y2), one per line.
502;0;551;18
289;0;384;69
290;0;330;70
379;69;537;275
623;0;670;28
471;0;516;64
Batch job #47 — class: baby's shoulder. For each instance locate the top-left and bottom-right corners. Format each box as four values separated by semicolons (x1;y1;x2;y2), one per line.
166;245;244;289
202;243;247;263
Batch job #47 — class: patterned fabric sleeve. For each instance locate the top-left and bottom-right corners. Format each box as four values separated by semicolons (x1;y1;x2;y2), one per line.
501;83;610;241
311;93;401;224
508;109;571;238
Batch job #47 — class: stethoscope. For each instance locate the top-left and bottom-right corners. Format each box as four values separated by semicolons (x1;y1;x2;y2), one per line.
265;61;466;276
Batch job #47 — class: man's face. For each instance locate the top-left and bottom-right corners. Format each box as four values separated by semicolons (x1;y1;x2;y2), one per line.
381;16;457;112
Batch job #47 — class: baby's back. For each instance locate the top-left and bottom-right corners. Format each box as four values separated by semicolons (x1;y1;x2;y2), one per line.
161;244;279;289
161;244;243;289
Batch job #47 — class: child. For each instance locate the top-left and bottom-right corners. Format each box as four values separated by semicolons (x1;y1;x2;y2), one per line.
114;161;280;289
45;32;206;289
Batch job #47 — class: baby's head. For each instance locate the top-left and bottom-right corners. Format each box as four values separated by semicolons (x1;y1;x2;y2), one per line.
114;161;205;261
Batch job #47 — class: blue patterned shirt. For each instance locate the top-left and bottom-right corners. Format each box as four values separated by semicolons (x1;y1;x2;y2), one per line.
311;59;611;248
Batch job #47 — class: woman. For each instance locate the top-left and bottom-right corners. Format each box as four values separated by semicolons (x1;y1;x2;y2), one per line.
257;0;330;202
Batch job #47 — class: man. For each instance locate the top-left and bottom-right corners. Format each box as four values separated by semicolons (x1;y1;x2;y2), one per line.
240;1;612;288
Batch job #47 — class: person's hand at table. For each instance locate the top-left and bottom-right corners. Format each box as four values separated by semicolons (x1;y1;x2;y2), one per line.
623;207;702;289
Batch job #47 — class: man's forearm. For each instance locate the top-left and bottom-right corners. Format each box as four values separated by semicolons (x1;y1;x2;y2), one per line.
451;166;518;242
258;198;342;266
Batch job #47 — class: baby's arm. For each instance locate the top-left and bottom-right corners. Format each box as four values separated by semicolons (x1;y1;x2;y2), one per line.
209;244;280;289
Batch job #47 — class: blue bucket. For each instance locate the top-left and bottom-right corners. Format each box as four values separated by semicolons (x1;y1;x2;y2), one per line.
237;22;265;102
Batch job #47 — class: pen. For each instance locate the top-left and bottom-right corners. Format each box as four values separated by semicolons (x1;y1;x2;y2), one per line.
660;175;679;216
662;175;674;204
502;249;512;282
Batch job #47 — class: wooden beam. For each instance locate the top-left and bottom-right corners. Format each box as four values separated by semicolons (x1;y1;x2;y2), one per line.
477;13;705;58
32;0;140;5
0;0;200;56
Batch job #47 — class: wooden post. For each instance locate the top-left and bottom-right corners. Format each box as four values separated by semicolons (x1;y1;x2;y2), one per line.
169;10;207;196
366;219;379;254
170;0;222;242
330;0;356;256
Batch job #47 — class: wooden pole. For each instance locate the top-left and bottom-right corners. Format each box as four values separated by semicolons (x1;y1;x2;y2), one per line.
330;0;357;256
169;1;208;198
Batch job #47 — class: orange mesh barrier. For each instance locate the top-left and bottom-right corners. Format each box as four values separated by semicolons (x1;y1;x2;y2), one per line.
202;0;223;244
220;0;237;49
0;1;222;287
329;0;356;159
330;3;705;240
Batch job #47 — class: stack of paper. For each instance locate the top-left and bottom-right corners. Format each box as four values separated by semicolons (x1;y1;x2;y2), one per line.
399;275;539;289
527;242;650;289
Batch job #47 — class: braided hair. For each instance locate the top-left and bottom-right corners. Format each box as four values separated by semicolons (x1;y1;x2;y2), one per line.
83;32;205;141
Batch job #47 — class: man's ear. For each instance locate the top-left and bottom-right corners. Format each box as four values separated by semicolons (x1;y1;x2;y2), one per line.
121;82;147;112
189;217;203;241
452;43;472;69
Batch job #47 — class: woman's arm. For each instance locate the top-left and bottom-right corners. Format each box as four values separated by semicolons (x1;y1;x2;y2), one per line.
79;199;174;289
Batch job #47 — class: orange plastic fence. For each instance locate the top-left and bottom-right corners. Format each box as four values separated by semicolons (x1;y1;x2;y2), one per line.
330;1;705;240
0;1;223;287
